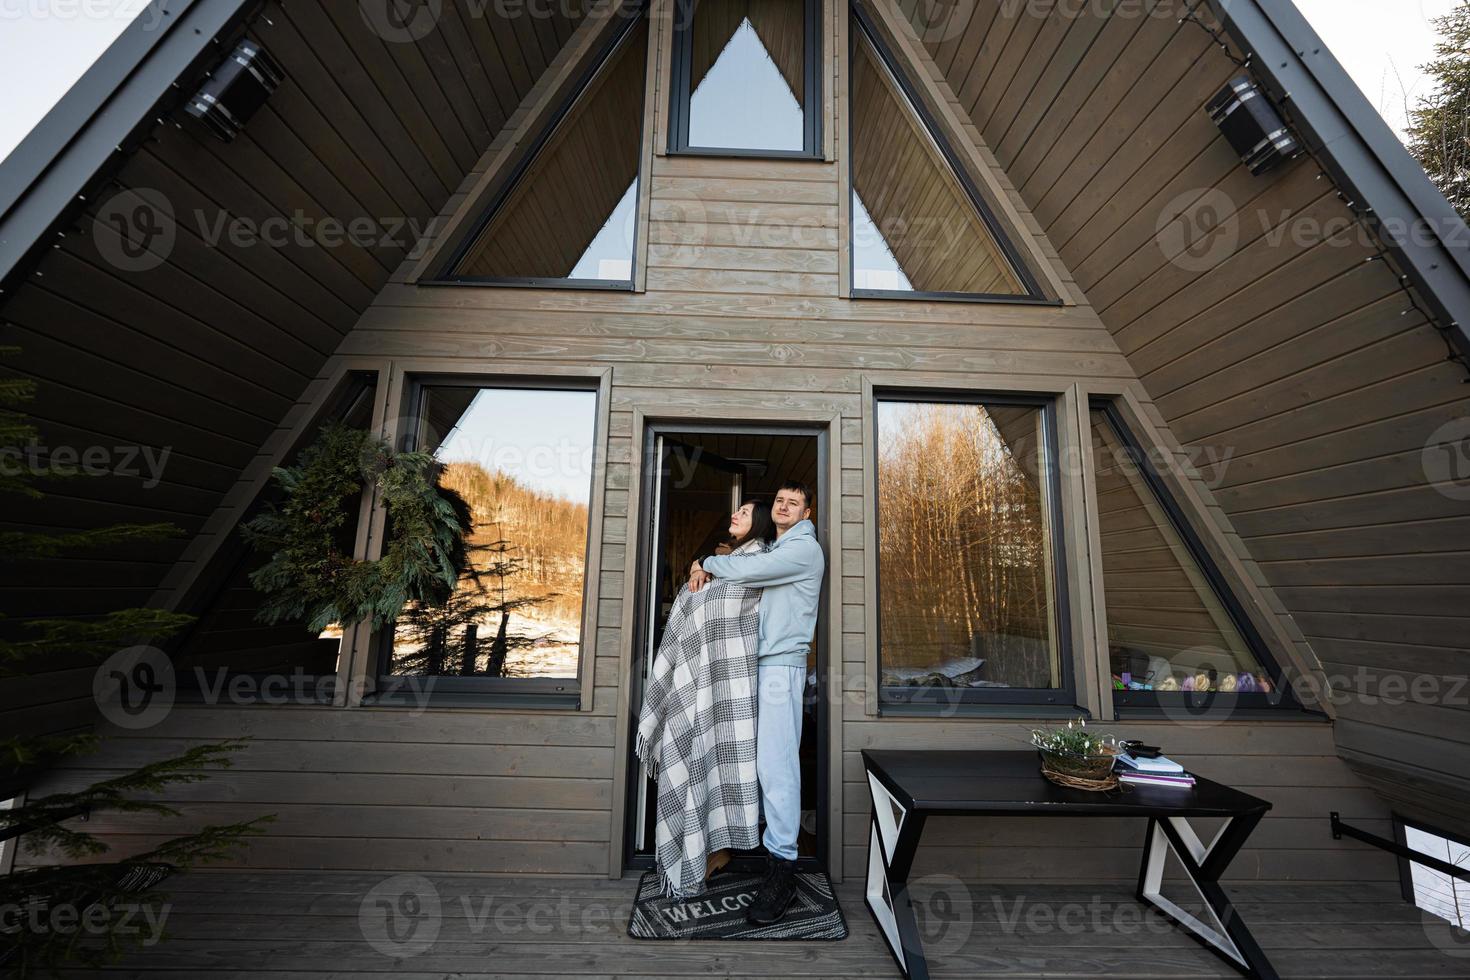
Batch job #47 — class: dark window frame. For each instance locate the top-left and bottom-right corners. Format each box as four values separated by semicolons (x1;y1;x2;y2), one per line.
847;1;1051;305
369;374;600;708
872;389;1079;711
169;370;382;703
1394;814;1470;923
1089;400;1301;716
428;5;650;290
665;0;823;159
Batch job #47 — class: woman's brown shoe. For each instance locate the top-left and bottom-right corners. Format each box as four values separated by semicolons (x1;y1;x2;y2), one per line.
704;849;731;880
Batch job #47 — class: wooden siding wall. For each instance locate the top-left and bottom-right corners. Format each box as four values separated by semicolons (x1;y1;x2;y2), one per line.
18;0;1397;884
906;0;1470;831
0;0;580;740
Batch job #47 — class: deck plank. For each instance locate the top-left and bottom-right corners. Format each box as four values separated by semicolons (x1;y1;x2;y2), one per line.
47;871;1470;978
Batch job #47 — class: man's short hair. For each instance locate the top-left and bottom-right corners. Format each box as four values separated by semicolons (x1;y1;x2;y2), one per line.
778;479;814;510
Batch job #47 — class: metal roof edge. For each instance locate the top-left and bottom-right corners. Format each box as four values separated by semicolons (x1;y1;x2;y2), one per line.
0;0;258;296
1212;0;1470;361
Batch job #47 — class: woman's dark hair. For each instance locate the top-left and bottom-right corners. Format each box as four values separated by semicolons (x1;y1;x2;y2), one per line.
733;497;777;547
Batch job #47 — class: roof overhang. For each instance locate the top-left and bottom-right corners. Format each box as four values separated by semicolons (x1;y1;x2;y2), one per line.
1212;0;1470;364
3;0;1469;363
0;0;263;297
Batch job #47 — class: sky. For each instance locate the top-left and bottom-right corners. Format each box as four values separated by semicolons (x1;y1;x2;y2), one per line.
1293;0;1460;140
687;18;805;151
434;388;597;504
0;1;1460;167
0;0;150;164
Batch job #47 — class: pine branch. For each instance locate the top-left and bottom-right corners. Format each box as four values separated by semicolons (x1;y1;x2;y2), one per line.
134;815;274;868
0;608;196;673
0;347;273;976
0;863;163;974
1407;2;1470;218
0;733;100;774
5;740;251;861
0;376;35;410
0;817;270;975
243;424;470;632
0;409;36;443
0;523;183;561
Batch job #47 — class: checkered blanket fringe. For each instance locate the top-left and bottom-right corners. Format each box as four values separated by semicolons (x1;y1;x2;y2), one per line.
634;543;765;900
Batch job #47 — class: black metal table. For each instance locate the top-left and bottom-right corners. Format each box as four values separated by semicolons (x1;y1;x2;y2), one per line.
861;749;1276;980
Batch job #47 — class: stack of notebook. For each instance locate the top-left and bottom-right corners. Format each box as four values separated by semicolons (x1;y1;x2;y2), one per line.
1116;752;1195;789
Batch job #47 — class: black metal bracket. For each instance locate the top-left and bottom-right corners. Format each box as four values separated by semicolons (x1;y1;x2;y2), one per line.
1330;812;1470;882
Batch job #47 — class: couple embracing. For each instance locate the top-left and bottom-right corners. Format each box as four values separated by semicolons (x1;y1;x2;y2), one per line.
634;481;825;926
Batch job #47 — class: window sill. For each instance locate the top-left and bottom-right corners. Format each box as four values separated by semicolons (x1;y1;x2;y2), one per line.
665;147;825;161
850;287;1062;306
878;702;1091;720
361;690;582;711
416;277;636;291
1112;704;1329;723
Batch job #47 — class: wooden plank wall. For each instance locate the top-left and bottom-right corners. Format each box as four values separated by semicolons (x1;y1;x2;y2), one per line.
906;0;1470;831
20;1;1397;883
0;0;578;739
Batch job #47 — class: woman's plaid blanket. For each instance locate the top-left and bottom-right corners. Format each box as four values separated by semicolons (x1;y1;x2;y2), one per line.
634;546;764;899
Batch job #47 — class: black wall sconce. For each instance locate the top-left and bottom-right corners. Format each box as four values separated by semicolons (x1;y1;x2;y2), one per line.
1207;76;1301;176
185;39;284;142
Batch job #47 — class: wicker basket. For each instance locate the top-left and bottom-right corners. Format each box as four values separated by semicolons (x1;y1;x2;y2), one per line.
1035;743;1120;782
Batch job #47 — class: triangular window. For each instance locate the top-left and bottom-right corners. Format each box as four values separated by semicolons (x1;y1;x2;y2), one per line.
168;373;380;688
689;16;803;150
668;0;821;158
441;16;649;286
849;11;1041;299
1088;404;1295;709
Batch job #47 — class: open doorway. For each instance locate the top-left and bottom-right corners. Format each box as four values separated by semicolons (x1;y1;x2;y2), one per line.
625;423;829;873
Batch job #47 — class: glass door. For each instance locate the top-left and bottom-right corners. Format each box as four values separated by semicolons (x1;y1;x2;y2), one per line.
632;437;744;855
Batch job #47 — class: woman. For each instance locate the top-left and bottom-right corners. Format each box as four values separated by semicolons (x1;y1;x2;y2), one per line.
634;499;776;898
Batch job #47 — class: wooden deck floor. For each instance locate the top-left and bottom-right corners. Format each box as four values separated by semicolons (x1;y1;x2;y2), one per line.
64;871;1470;978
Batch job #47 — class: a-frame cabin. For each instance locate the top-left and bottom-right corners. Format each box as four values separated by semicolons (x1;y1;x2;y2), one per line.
1;0;1468;975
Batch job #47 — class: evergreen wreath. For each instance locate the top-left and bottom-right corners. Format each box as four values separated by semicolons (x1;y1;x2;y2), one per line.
242;423;472;633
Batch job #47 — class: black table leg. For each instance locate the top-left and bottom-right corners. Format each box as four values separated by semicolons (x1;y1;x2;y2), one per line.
1136;814;1279;980
864;769;929;979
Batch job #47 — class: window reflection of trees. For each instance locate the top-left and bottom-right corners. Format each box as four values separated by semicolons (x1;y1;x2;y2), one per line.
390;463;589;681
878;402;1058;691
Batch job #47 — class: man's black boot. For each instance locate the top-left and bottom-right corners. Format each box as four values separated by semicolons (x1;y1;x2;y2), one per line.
745;858;798;925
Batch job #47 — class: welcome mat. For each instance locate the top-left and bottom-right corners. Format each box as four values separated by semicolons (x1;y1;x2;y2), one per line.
627;868;848;941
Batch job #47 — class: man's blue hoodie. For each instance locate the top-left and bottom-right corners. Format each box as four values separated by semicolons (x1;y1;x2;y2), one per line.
699;519;825;668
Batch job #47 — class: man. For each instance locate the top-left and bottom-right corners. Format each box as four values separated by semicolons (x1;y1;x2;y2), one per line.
690;480;824;925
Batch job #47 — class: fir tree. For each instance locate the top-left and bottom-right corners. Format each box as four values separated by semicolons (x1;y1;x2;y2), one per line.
1408;1;1470;218
0;348;268;975
0;348;193;672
